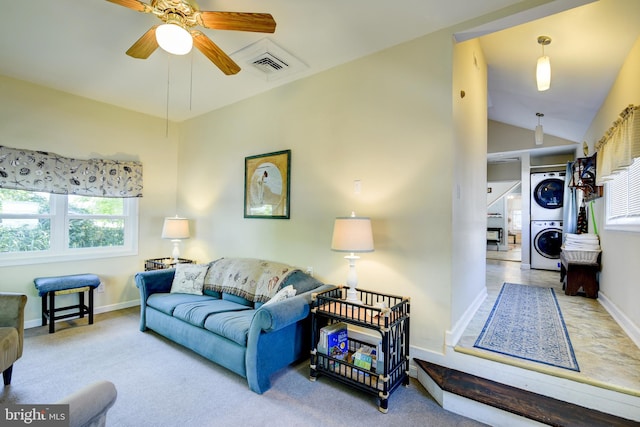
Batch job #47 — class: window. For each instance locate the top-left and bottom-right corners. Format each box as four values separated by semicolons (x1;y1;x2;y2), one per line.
605;157;640;232
0;188;138;266
511;210;522;231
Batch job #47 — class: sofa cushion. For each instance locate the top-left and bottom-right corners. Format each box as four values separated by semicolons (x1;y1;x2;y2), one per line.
147;293;215;316
204;258;298;303
203;289;221;298
222;292;253;307
262;285;296;307
203;310;255;346
170;263;209;295
173;299;252;328
281;270;325;294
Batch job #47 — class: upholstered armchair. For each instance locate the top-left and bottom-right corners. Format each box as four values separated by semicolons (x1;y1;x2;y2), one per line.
0;292;27;386
57;381;118;427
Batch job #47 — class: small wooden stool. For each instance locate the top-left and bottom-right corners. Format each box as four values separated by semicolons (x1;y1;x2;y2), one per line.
560;253;600;298
33;274;101;333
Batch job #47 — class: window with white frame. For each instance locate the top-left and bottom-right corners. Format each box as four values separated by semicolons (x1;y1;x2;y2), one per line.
0;188;138;266
605;157;640;231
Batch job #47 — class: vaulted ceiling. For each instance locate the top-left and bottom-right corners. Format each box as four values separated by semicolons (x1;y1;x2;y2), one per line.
2;0;638;147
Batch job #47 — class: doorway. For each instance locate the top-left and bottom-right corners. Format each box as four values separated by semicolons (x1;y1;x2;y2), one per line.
487;182;521;262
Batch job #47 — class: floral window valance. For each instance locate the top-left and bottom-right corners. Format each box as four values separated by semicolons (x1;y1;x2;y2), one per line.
0;145;143;198
595;104;640;185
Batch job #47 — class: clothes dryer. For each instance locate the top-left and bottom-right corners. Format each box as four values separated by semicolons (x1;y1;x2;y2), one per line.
530;172;565;220
531;220;562;271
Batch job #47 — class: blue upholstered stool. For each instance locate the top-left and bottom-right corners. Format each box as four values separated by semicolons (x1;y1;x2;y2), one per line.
33;274;100;333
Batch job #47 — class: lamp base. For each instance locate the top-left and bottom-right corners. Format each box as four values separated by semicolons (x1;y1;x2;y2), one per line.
171;240;181;264
344;254;362;304
345;285;362;305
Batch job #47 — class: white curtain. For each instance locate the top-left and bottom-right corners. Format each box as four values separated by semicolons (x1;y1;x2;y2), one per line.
0;145;143;198
596;104;640;185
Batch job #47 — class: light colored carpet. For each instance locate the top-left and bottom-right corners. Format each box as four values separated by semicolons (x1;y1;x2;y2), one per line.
1;308;486;427
474;283;579;371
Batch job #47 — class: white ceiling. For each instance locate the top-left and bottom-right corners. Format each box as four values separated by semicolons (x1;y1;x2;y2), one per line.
1;0;639;145
477;0;640;144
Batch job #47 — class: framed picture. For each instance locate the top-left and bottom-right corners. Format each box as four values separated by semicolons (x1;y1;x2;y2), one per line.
244;149;291;219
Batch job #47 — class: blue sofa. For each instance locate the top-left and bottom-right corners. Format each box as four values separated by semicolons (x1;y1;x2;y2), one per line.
135;258;334;394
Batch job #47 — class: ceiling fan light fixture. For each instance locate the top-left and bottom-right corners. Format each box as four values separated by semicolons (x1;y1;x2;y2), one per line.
156;23;193;55
536;36;552;91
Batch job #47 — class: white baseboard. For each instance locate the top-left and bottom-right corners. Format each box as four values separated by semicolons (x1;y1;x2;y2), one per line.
445;287;487;347
598;291;640;349
25;300;140;330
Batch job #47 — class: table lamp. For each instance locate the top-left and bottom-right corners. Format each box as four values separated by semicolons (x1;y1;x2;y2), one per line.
331;212;374;304
162;216;190;263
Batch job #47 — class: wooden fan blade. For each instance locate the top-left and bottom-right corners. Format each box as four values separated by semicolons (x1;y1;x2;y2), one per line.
126;26;159;59
105;0;150;13
198;12;276;33
191;31;241;75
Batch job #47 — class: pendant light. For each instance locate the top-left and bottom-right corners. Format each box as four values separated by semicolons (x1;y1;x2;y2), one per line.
536;36;551;91
535;113;544;145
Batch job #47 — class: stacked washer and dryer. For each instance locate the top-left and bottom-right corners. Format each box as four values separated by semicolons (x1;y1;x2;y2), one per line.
530;172;565;271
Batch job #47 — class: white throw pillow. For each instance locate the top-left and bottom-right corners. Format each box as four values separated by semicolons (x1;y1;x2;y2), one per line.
262;285;297;307
170;263;209;295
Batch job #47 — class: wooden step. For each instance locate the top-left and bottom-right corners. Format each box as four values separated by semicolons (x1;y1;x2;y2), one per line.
414;359;639;427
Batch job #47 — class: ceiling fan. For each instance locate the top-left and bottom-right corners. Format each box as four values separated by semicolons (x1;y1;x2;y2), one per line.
106;0;276;75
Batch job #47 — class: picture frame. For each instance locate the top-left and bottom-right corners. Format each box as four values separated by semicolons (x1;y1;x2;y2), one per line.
244;149;291;219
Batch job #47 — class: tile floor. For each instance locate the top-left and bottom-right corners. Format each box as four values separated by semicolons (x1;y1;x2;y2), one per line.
486;244;522;262
456;258;640;397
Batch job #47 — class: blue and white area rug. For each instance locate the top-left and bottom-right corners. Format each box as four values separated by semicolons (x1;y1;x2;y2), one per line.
474;283;580;371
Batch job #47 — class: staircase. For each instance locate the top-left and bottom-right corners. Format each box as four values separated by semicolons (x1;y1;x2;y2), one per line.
415;358;640;426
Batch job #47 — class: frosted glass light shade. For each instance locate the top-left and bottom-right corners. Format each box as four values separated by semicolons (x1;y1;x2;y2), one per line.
536;55;551;91
331;217;374;253
161;217;190;240
535;125;544;145
156;23;193;55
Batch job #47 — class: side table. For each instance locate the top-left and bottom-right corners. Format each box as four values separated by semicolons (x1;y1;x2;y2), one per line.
310;287;410;413
144;258;194;271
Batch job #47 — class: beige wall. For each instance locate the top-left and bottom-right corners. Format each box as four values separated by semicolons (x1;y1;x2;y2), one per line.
0;75;180;325
488;162;521;182
0;25;486;357
450;38;488;345
177;30;465;354
582;35;640;336
488;120;579;154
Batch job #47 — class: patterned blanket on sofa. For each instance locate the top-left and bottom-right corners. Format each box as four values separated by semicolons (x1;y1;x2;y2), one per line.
203;258;298;303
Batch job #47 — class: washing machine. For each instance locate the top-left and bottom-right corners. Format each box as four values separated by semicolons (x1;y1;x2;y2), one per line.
530;172;565;220
531;220;563;271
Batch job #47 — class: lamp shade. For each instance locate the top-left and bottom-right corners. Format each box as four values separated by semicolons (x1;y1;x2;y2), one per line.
331;217;374;253
156;23;193;55
536;55;551;91
161;217;190;240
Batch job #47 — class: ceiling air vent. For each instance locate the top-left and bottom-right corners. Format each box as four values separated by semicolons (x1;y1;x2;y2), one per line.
251;52;289;74
232;38;308;81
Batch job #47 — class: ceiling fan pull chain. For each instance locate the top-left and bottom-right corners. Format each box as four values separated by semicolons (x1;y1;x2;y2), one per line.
190;52;194;111
166;54;171;137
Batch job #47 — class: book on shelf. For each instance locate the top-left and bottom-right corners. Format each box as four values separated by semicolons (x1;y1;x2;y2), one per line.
317;322;348;360
347;324;383;372
353;345;375;371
